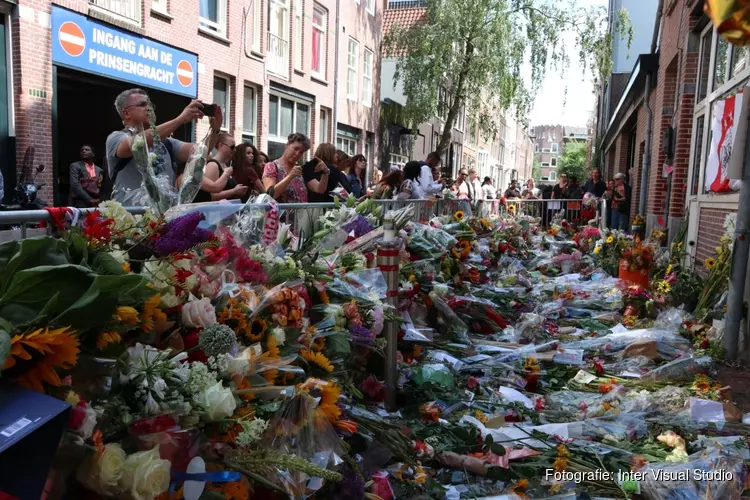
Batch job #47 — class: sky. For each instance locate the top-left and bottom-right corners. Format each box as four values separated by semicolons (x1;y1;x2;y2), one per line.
528;0;607;128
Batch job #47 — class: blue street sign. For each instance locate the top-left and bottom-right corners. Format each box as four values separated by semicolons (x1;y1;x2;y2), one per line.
51;6;198;97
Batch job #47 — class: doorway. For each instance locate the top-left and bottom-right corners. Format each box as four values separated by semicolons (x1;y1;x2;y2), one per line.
54;67;191;206
0;14;14;203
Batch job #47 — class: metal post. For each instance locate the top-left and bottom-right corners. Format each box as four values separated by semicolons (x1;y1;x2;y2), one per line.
723;112;750;360
378;215;399;411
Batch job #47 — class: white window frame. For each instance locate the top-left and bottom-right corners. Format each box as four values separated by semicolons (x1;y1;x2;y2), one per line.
390;153;407;168
200;0;228;37
245;0;262;55
319;107;330;143
268;92;311;147
337;136;357;155
362;48;373;107
347;38;359;101
550;171;557;181
152;0;168;14
365;0;374;15
550;157;557;167
551;143;558;153
311;4;327;79
213;75;230;131
242;85;257;143
294;0;303;71
541;162;550;167
534;143;539;152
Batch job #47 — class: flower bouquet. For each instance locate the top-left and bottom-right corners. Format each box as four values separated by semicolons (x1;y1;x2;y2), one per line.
552;251;582;274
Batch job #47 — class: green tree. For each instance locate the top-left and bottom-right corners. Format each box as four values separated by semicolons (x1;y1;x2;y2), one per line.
557;142;589;183
384;0;632;154
532;154;542;181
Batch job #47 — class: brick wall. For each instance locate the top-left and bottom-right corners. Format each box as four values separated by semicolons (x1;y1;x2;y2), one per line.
12;0;383;202
695;206;735;268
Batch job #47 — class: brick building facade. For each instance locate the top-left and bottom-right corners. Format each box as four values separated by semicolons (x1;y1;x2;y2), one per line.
0;0;383;205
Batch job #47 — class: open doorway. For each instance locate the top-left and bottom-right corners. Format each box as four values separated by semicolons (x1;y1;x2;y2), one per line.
54;67;192;206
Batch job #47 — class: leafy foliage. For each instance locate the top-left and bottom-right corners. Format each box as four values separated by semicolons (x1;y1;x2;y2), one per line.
532;154;542;181
557;142;589;182
384;0;632;153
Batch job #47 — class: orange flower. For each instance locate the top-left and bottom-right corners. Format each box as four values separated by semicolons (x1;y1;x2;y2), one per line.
4;327;80;393
245;318;267;342
317;382;342;422
553;457;568;472
121;261;131;273
96;331;121;351
512;479;529;494
599;383;614;394
233;376;256;401
115;306;139;325
334;419;358;433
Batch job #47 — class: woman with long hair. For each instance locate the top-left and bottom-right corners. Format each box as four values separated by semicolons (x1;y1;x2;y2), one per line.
334;150;350;172
303;142;349;203
258;151;269;171
396;161;423;200
372;169;403;199
262;133;309;203
345;154;367;198
231;143;265;201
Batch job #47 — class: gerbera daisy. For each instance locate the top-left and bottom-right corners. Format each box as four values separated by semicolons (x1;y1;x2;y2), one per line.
454;210;465;222
4;327;80;393
299;349;334;372
704;257;716;270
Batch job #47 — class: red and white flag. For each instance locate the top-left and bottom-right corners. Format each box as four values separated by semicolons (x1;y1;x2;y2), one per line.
705;89;746;193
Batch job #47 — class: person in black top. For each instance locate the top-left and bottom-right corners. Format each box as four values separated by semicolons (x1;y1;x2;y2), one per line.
304;143;351;202
583;168;606;197
565;175;583;199
193;133;248;203
612;172;631;231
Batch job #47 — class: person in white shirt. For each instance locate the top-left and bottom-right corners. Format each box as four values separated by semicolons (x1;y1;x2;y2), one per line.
481;176;497;199
418;152;444;197
468;168;484;201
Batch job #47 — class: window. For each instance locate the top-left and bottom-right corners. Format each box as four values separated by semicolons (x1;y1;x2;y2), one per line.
320;108;330;143
437;86;448;120
550;171;557;181
542;148;550;153
500;123;506;140
551;143;558;153
457;107;466;131
433;132;439;150
550;157;557;167
246;0;262;54
312;5;327;77
390;154;407;168
541;162;550;167
690;115;705;196
268;93;311;159
468;117;477;144
200;0;227;37
294;0;303;71
697;27;712;102
731;45;748;79
362;49;373;106
337;136;357;155
213;76;230;130
366;0;374;14
242;86;257;143
152;0;168;14
714;36;730;90
267;0;290;78
534;143;539;152
347;38;359;100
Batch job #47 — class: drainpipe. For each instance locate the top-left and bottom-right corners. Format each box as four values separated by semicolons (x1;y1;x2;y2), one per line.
724;118;750;361
639;0;663;216
332;0;341;147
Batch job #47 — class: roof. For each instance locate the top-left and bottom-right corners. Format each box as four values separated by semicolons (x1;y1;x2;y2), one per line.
383;8;426;37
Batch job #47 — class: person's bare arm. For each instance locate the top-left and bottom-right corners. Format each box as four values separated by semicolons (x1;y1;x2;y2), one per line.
115;101;204;158
253;178;265;194
200;163;233;193
306;161;330;194
266;165;303;200
211;184;248;200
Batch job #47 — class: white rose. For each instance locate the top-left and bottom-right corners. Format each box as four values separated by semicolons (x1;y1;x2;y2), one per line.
120;446;171;500
199;381;237;421
271;327;286;345
160;292;182;309
78;405;98;440
77;443;126;497
181;297;217;328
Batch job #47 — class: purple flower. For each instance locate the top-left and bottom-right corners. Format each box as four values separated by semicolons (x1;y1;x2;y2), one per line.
350;325;375;345
343;216;373;238
153;212;213;256
332;466;365;500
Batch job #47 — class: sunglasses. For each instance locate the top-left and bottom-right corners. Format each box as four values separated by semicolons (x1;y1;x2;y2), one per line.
220;143;236;150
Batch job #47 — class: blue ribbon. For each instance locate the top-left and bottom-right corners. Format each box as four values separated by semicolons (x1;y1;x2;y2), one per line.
169;470;242;497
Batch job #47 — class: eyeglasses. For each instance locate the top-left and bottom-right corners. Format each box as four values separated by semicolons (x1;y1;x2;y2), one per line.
126;101;149;110
220;143;236;150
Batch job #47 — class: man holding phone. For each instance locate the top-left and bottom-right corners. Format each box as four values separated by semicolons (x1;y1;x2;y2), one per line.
105;88;222;204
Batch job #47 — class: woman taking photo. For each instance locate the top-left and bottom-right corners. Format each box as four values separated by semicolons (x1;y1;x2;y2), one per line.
346;154;367;198
262;133;309;203
372;169;403;199
304;143;348;202
193;133;248;202
231;143;265;201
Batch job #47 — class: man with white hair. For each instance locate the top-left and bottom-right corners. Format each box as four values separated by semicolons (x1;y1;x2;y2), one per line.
105;88;223;203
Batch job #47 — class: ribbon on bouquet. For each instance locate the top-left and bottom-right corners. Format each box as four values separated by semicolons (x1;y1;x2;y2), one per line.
261;198;280;246
169;457;242;500
219;269;242;299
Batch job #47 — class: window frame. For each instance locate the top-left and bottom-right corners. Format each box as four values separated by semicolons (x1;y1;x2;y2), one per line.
551;143;559;153
336;136;357;155
268;92;312;151
152;0;168;15
362;48;373;107
550;157;557;167
390;153;408;169
213;75;230;131
242;85;257;143
550;171;557;181
200;0;228;37
365;0;374;15
347;38;359;101
311;4;327;79
294;0;303;71
245;0;262;55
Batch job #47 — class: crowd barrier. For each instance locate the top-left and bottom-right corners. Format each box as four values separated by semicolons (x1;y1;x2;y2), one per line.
0;198;607;243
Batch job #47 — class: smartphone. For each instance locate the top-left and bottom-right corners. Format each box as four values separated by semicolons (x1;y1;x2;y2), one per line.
201;102;217;117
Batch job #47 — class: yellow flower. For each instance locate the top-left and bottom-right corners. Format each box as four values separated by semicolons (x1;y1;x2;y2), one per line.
606;235;614;244
704;257;716;270
454;211;465;222
593;247;601;255
96;331;122;351
474;410;489;424
553;457;569;472
588;238;593;243
65;390;80;406
666;264;673;275
121;261;131;273
140;294;167;332
556;445;570;458
300;349;334;372
656;281;672;295
549;483;563;494
317;382;342;422
4;327;79;393
116;306;139;325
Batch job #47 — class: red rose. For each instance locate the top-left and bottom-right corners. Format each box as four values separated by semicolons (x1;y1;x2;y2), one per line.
466;376;480;390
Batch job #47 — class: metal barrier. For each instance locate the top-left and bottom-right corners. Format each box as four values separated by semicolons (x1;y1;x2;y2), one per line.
0;198;608;242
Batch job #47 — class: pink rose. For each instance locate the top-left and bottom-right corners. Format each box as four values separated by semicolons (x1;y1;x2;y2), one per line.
182;297;217;328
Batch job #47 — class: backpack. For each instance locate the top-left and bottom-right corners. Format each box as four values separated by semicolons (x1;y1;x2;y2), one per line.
100;133;175;201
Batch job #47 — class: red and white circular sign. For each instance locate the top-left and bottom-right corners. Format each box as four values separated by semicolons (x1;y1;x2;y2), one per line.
58;21;86;57
176;60;194;87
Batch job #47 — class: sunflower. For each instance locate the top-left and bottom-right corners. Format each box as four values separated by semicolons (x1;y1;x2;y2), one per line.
316;381;342;422
140;294;167;332
704;257;716;270
454;210;465;222
96;331;122;351
479;218;492;230
115;306;139;325
606;235;614;244
4;327;79;393
300;349;334;372
245;318;267;342
693;381;711;393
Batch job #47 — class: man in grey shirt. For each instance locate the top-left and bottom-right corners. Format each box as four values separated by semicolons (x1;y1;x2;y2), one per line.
106;88;222;204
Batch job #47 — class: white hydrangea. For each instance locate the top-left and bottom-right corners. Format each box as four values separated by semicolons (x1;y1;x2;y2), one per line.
185;361;219;399
236;418;269;447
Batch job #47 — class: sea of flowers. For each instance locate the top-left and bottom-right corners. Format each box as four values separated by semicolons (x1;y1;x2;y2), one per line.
0;192;745;500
